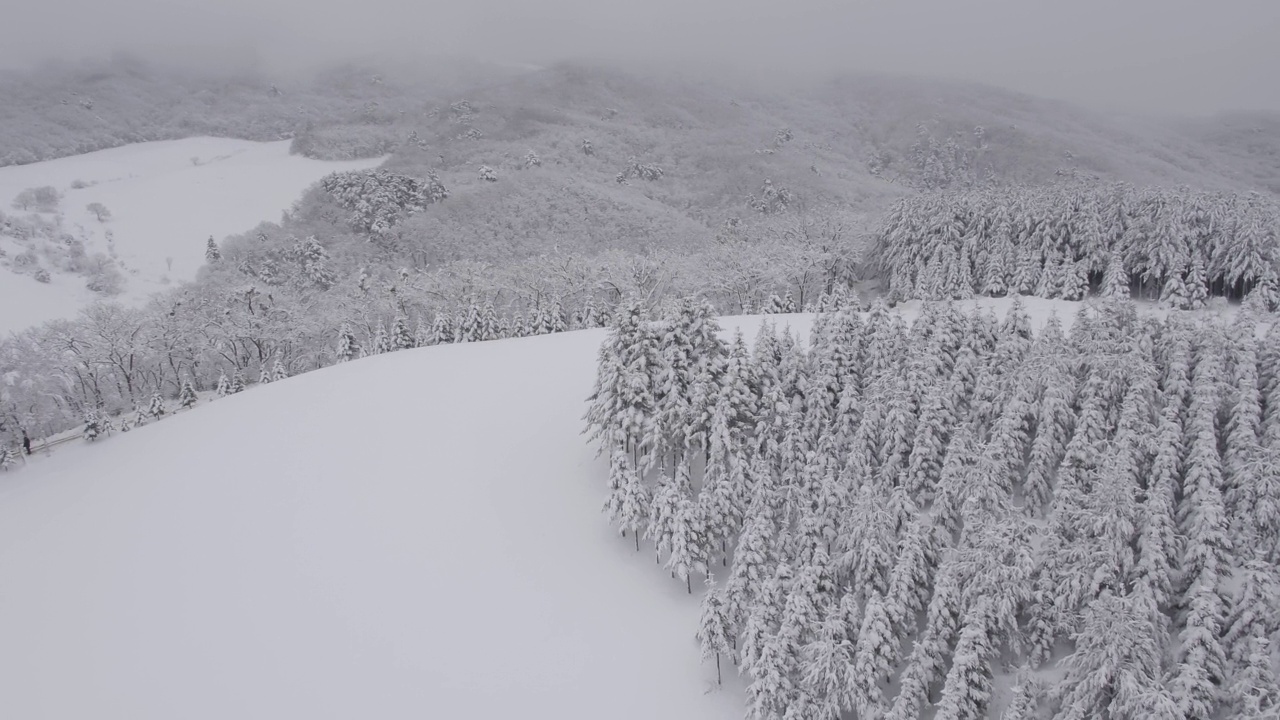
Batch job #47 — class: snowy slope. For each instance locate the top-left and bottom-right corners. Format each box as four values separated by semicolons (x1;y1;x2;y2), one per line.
0;318;817;720
0;137;381;335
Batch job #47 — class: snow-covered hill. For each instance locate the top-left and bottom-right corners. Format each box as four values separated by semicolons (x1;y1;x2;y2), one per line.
0;318;806;719
0;137;381;334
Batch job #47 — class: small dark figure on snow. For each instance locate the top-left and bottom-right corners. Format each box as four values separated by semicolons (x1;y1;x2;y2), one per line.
22;430;31;455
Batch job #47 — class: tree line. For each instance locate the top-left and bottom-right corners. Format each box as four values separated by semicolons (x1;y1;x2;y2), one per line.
585;297;1280;720
873;184;1280;311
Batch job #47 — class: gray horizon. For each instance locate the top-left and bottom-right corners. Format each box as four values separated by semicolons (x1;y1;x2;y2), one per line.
4;0;1279;116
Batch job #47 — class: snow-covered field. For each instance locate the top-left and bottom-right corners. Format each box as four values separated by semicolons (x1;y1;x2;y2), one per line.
0;137;382;335
0;318;813;719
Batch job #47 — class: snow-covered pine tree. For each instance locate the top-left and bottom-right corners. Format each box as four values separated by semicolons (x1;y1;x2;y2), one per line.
391;316;415;350
178;379;198;409
370;322;389;354
1229;635;1280;718
1224;321;1264;548
886;564;964;720
1172;577;1229;720
204;236;221;263
1222;559;1280;666
229;370;246;394
603;447;651;550
934;601;997;720
147;392;166;419
1102;248;1130;299
83;410;103;441
744;564;798;720
429;313;455;346
215;371;230;397
271;358;288;382
999;670;1043;720
1052;593;1178;720
799;596;853;718
336;324;361;361
697;584;735;685
850;590;897;716
665;461;708;593
1179;336;1232;592
700;396;747;565
584;301;660;464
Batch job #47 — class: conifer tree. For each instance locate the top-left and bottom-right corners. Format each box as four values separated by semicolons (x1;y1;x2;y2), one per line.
1224;323;1263;547
697;584;735;685
178;379;198;409
935;602;997;720
83;410;103;441
1023;366;1074;516
799;598;853;718
336;324;361;361
429;313;455;345
147;392;166;419
391;315;415;350
204;236;221;263
602;448;650;550
371;323;390;354
666;462;708;593
414;317;430;347
1171;577;1228;720
1179;339;1231;592
229;370;246;394
647;467;682;565
1000;670;1043;720
886;565;963;720
726;498;778;630
850;590;896;716
271;358;288;382
1222;559;1280;665
1053;593;1177;720
215;371;230;397
1229;635;1280;718
584;301;660;464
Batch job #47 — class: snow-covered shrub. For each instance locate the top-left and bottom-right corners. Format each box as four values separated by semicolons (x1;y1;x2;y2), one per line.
747;179;794;214
617;157;663;183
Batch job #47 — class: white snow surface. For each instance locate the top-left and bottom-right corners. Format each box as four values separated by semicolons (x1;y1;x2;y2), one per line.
0;317;818;720
0;137;381;335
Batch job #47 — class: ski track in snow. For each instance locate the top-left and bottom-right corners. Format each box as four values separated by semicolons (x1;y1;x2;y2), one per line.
0;137;382;335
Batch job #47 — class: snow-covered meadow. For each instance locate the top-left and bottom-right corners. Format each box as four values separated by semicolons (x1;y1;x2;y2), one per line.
0;318;808;719
0;137;381;334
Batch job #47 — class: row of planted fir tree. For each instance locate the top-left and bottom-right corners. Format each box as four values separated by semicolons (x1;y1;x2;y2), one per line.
874;184;1280;311
585;296;1280;720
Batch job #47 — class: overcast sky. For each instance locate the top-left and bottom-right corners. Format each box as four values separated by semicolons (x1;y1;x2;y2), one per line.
5;0;1278;115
